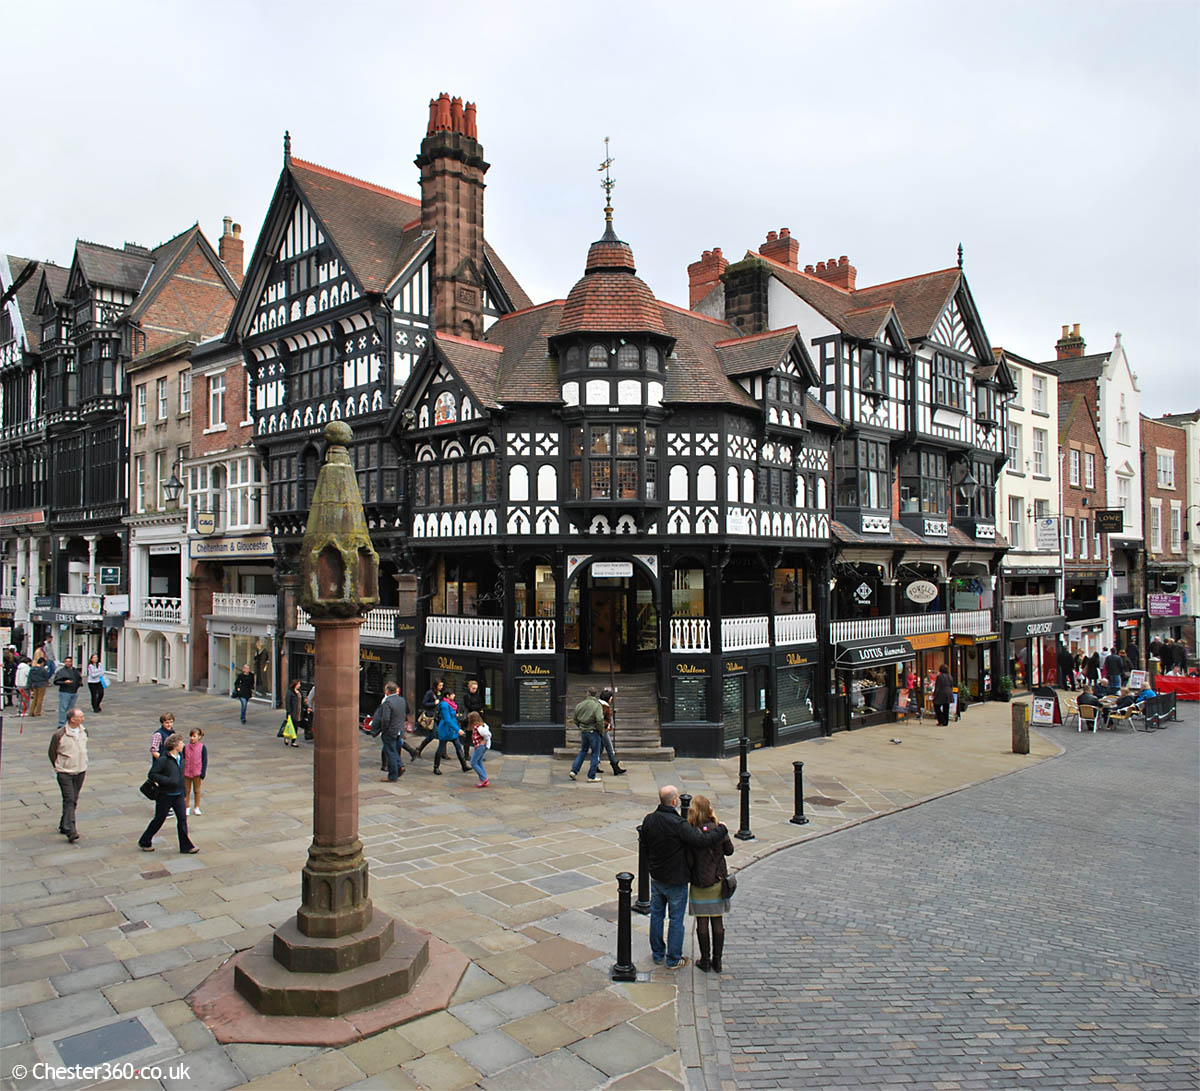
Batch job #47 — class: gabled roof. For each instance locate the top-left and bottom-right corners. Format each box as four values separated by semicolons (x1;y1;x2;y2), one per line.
73;240;155;293
125;226;238;322
805;393;839;430
1058;391;1104;451
40;263;70;305
1042;351;1110;384
3;256;54;352
435;334;504;410
714;327;801;376
483;240;533;312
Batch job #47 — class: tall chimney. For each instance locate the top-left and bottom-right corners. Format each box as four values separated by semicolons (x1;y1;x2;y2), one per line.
416;92;488;339
687;247;728;308
760;227;799;270
1055;322;1086;359
806;254;856;291
219;217;244;286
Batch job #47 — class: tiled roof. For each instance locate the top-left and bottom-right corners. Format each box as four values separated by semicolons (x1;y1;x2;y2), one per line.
41;263;70;304
483;241;532;311
436;334;504;409
715;327;798;377
659;306;755;408
557;225;668;337
1041;351;1109;384
126;226;238;322
1158;410;1200;424
4;257;51;351
289;158;424;296
840;303;896;342
490;302;565;404
74;240;155;292
805;393;839;430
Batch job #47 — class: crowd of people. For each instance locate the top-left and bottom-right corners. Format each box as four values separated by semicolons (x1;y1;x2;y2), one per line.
1055;637;1193;694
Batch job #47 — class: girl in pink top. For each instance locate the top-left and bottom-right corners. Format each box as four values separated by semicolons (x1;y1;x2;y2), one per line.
183;728;208;816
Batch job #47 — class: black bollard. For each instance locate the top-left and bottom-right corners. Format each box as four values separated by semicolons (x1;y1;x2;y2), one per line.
790;760;809;825
736;737;755;841
634;825;650;915
678;792;692;821
611;872;637;982
739;735;749;776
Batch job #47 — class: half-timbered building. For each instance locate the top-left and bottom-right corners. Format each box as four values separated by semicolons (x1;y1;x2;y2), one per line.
693;232;1012;726
391;210;837;756
229;97;531;712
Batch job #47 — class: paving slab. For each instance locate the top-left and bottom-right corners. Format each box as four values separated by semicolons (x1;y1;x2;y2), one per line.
450;1026;534;1074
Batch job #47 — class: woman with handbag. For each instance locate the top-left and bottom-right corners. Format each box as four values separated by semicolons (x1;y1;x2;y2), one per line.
280;679;302;746
414;678;443;759
86;653;106;713
686;794;734;973
138;732;199;854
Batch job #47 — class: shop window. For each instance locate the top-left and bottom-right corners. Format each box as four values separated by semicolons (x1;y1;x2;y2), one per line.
672;566;705;616
674;676;707;721
777;666;816;729
774;566;810;614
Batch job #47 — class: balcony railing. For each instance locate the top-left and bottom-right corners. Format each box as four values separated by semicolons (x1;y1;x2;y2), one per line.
211;593;277;620
141;597;183;625
424;614;504;653
61;593;103;616
894;613;948;636
774;612;818;646
951;609;994;635
671;617;711;654
1002;593;1059;621
295;605;404;641
830;617;891;644
0;593;16;611
722;615;770;652
514;618;556;654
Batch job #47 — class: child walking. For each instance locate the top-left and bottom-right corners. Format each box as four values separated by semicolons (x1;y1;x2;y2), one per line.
184;728;208;815
467;711;491;787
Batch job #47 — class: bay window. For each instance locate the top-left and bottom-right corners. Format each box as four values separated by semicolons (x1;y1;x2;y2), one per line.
568;422;658;501
836;437;889;510
899;449;948;515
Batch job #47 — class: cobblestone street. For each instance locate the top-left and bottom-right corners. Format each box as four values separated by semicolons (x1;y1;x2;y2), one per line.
699;717;1200;1090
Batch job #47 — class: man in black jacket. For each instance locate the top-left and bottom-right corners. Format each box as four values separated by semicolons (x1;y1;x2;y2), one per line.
933;664;955;726
641;785;728;969
371;682;410;781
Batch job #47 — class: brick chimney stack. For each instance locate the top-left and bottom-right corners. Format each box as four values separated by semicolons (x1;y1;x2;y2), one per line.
218;216;244;286
804;255;857;291
416;92;489;340
759;227;799;270
687;247;728;308
1055;322;1086;359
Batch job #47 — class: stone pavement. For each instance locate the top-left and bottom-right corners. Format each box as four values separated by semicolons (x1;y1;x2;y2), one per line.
693;706;1200;1091
0;684;1057;1091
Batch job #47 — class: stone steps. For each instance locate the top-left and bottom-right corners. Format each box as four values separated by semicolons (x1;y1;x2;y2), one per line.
555;674;673;761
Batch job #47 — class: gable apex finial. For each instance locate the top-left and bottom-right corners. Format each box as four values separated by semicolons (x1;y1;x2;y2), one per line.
284;130;292;163
957;242;963;270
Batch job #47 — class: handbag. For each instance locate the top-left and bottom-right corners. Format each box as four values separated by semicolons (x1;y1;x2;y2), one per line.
417;712;434;731
721;872;737;899
139;777;158;800
282;715;297;741
99;674;109;689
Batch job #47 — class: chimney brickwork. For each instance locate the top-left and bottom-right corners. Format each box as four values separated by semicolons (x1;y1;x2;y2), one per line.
687;247;728;308
416;92;489;340
805;255;857;291
1056;322;1086;359
218;216;244;286
759;228;799;270
721;258;772;334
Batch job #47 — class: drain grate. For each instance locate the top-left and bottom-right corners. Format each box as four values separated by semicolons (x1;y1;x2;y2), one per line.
804;795;845;807
55;1018;155;1067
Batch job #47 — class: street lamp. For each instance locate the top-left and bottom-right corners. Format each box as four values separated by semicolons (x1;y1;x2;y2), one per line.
162;470;185;505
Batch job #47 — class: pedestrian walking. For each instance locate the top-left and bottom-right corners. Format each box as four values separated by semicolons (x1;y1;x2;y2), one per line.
432;689;469;775
150;712;175;761
233;664;254;722
641;784;729;969
467;711;491;787
371;682;409;781
51;656;83;728
933;664;954;726
413;678;443;759
183;728;208;815
1104;647;1126;692
49;708;88;843
686;794;734;973
14;655;31;717
568;686;605;783
86;653;106;712
138;733;198;853
281;679;302;746
302;685;316;740
28;652;50;717
597;688;627;776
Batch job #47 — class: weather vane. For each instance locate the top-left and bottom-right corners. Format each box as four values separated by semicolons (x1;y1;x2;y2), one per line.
598;137;615;225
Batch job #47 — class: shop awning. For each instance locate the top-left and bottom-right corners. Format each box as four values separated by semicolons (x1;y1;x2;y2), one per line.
1005;616;1066;639
954;633;1000;645
836;637;915;667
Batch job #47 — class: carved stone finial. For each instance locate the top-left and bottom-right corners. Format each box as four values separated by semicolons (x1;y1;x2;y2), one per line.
299;422;379;618
284;130;292;163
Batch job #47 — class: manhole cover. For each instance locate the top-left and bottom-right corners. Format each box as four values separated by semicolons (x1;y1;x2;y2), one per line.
56;1018;155;1067
804;795;844;807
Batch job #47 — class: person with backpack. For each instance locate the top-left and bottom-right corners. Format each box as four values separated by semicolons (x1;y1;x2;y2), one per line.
568;686;605;783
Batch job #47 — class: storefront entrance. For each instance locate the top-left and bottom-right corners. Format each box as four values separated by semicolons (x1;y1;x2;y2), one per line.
832;637;916;731
566;563;658;675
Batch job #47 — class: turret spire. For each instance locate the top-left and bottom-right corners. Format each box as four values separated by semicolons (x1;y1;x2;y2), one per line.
598;137;616;238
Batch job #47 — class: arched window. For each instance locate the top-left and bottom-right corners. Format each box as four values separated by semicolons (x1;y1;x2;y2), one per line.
727;466;740;503
434;391;456;425
645;346;660;372
509;464;529;502
669;465;689;502
617;344;640;369
588;344;608;369
697;465;717;502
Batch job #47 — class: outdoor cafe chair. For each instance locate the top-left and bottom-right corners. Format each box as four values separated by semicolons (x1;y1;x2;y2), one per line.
1077;703;1100;733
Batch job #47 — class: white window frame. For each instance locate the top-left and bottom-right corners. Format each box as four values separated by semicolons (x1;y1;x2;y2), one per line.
135;384;147;426
1171;502;1182;552
1064;516;1074;558
1032;375;1047;413
1157;449;1175;489
1085;452;1095;490
240;371;253;427
155;450;166;508
1008;497;1023;550
206;371;226;432
1118;475;1131;518
1069;449;1080;487
156;376;168;421
1079;517;1088;559
1150;500;1162;553
1010;367;1022;407
179;370;191;414
1117;394;1130;444
1006;422;1021;467
135;454;146;513
1032;429;1047;476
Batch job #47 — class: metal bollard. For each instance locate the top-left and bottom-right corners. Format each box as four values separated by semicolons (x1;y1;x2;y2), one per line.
634;825;650;915
790;760;809;825
736;737;755;841
678;792;692;820
611;872;638;982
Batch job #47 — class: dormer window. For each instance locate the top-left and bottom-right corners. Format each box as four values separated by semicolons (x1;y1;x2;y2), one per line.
587;344;608;368
975;381;998;423
934;353;966;411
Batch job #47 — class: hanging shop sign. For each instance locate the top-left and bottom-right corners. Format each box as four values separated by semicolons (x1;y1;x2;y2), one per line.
906;631;950;651
1006;616;1066;639
1148;593;1181;617
99;566;121;585
1034;517;1060;551
1095;509;1125;533
853;582;873;605
904;580;939;604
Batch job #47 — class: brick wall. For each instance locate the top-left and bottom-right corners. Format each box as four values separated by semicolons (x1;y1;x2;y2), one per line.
1141;416;1188;562
141;246;236;354
1059;392;1107;567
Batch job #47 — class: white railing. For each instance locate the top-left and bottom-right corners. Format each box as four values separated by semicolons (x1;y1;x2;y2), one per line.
774;612;818;646
211;593;277;619
951;609;994;635
514;618;556;654
830;617;891;644
671;617;711;653
894;613;947;636
362;608;401;639
141;597;183;625
424;614;504;653
295;606;312;632
721;615;770;651
1002;594;1058;621
0;593;15;611
61;593;103;616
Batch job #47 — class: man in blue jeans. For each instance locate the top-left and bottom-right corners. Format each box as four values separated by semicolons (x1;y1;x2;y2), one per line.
641;784;729;969
568;686;605;783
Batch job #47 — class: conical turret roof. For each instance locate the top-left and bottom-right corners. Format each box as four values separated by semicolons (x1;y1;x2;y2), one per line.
557;221;668;338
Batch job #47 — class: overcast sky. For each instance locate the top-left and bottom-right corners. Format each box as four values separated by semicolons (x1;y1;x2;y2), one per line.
6;0;1197;416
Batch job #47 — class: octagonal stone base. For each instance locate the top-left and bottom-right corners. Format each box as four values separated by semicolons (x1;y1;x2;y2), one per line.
234;910;427;1018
